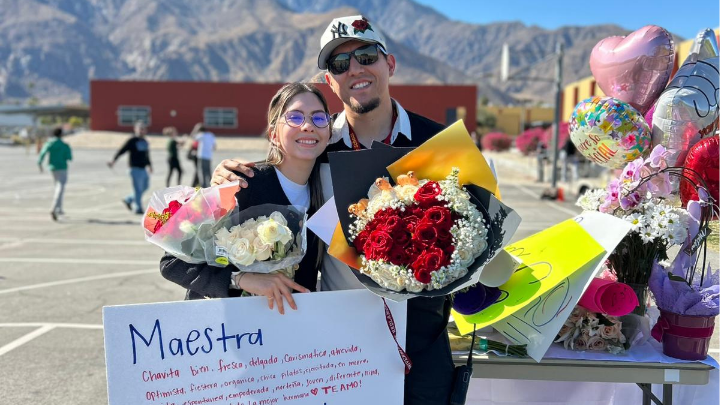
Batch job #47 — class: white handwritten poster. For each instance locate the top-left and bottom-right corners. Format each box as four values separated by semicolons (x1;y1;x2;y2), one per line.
103;290;407;405
493;211;632;361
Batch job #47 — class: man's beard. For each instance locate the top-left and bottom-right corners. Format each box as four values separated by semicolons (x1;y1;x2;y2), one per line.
349;98;380;114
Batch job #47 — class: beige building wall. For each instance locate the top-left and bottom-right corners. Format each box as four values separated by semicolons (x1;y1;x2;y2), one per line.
561;27;719;121
483;106;555;135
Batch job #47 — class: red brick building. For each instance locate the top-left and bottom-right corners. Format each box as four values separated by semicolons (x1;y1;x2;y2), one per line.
89;80;476;136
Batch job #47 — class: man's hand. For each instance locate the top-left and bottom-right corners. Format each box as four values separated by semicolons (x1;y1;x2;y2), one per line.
106;161;114;169
211;159;255;187
237;272;310;315
148;166;153;174
38;165;43;173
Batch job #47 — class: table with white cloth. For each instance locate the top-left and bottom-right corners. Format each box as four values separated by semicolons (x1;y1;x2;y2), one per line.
453;340;718;405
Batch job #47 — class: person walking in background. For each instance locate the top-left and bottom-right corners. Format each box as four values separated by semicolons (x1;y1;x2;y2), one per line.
107;121;152;214
194;124;216;187
560;138;579;183
187;123;201;187
164;126;183;187
38;127;72;221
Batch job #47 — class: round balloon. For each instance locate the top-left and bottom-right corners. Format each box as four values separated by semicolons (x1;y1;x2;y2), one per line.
652;55;720;167
570;97;653;168
680;136;719;208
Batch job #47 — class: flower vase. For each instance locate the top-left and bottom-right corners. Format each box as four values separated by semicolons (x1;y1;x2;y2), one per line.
651;310;716;360
627;282;649;316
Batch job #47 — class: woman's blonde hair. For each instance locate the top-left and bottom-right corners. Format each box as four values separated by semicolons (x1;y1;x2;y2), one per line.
266;83;330;165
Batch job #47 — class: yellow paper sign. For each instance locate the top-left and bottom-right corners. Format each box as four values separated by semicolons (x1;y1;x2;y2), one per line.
386;120;501;198
456;219;605;334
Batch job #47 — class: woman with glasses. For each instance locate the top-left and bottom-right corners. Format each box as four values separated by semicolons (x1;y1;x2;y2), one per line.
160;83;331;314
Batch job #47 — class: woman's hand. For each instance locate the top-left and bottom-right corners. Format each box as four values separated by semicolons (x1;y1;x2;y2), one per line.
236;272;310;315
211;159;255;187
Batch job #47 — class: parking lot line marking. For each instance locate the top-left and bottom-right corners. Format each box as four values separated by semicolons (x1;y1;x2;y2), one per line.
0;237;147;246
0;258;158;265
0;325;56;357
0;269;157;295
0;323;102;329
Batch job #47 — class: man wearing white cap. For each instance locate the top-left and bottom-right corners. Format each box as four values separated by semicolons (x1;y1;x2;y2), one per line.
210;16;454;404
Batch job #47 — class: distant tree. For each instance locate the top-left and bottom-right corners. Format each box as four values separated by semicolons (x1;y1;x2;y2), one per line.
479;95;489;106
476;107;497;129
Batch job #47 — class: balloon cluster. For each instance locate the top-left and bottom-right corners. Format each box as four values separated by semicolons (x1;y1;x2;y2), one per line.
571;27;719;206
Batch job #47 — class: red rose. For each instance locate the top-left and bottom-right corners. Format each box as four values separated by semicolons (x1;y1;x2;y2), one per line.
436;227;453;248
413;267;432;284
392;229;411;247
402;215;420;233
168;200;182;215
411;246;445;283
406;241;424;263
354;229;371;254
352;18;370;32
152;219;164;234
423;206;453;230
442;245;454;266
367;230;394;260
413;221;438;246
414;181;443;207
388;246;409;266
373;208;394;221
379;214;403;234
404;205;425;218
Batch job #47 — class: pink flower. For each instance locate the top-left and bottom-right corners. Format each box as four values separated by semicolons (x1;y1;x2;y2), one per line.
648;144;669;169
620;191;642;210
588;336;607;351
621;158;644;183
575;336;589;350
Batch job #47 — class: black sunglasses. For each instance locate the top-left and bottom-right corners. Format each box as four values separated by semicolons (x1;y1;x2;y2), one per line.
327;44;383;75
282;110;331;128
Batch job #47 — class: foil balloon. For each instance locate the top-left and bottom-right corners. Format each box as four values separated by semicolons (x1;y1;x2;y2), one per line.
590;25;675;114
680;136;719;208
652;29;720;167
570;97;652;168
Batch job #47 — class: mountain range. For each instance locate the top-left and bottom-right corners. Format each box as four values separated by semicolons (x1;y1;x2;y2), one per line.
0;0;675;106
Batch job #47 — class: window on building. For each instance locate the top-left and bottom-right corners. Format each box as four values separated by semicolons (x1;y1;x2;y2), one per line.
204;108;237;129
117;106;151;126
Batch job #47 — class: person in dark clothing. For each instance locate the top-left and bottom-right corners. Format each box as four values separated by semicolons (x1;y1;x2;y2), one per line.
108;121;152;214
163;126;183;187
160;83;331;314
211;16;455;405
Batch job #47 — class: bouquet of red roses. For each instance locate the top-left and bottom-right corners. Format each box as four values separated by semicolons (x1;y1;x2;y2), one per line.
348;168;489;292
323;121;521;299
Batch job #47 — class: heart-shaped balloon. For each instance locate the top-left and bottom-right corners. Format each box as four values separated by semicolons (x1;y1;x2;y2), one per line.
570;97;653;168
680;136;719;208
590;25;675;114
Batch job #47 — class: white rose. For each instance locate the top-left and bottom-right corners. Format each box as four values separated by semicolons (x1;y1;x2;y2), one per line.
257;218;293;245
240;227;256;242
456;247;474;267
214;228;233;248
269;211;288;226
253;237;272;261
230;238;255;266
228;224;243;239
241;218;257;229
179;220;197;235
396;185;419;203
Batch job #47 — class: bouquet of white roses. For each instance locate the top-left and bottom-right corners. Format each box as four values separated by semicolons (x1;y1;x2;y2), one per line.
208;204;307;279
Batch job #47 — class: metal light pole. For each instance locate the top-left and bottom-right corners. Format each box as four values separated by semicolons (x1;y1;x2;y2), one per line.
550;42;564;189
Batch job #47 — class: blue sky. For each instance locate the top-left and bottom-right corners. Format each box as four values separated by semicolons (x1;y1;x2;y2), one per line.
414;0;719;39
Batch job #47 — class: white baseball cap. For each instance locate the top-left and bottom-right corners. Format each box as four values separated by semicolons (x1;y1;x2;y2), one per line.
318;15;388;70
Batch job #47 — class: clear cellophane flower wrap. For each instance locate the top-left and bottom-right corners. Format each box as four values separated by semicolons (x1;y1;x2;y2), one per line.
324;120;522;301
205;204;308;277
143;182;239;263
